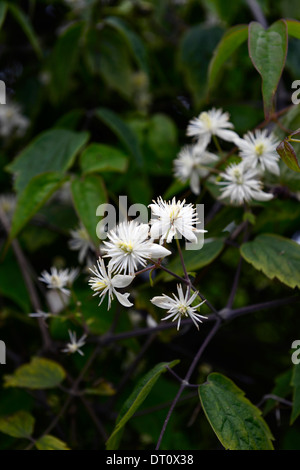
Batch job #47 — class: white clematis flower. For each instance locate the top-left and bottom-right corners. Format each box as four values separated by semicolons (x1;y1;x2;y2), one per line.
218;162;273;205
89;257;134;310
39;267;79;296
234;129;280;176
186;108;238;147
102;220;171;275
149;197;206;244
62;330;87;356
69;223;95;264
151;284;207;330
174;143;219;195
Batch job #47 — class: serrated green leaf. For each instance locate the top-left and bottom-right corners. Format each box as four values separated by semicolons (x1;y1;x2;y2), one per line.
291;363;300;424
248;20;288;119
4;357;66;390
240;233;300;289
0;411;35;439
6;129;89;193
71;174;107;246
106;360;179;450
10;172;66;240
105;16;149;75
7;4;42;58
199;373;274;450
80;144;128;174
208;24;248;91
96;108;143;168
35;435;70;450
159;239;224;282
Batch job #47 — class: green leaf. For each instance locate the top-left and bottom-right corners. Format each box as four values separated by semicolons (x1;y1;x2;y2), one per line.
240;233;300;289
0;251;31;312
96;108;143;167
286;19;300;39
276;139;300;173
199;373;274;450
48;22;83;103
0;411;35;439
71;174;107;246
178;24;223;106
80;144;128;174
159;239;224;282
264;369;293;415
4;357;66;390
7;4;42;58
105;16;149;75
248;20;288;119
35;435;70;450
208;24;248;91
106;360;179;450
10;172;66;240
0;2;7;29
291;363;300;424
6;129;89;193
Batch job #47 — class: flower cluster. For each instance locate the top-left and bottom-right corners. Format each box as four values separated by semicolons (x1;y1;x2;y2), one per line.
0;102;29;138
174;107;279;205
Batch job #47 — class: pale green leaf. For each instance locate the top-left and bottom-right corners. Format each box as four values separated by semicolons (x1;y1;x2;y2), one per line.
0;411;35;439
35;435;70;450
4;357;66;389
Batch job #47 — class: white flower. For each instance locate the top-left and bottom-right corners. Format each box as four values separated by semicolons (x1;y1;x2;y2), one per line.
186;108;238;147
29;310;51;319
88;257;134;310
0;193;16;222
62;330;87;356
102;220;171;275
218;162;273;205
0;102;29;138
39;267;79;296
151;284;207;330
174;143;219;195
149;197;206;244
235;129;280;176
69;223;95;264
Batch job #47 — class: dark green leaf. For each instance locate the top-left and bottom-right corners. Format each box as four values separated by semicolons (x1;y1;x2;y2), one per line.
199;373;274;450
291;363;300;424
0;411;34;439
80;144;128;174
0;251;31;311
0;1;7;29
71;174;107;246
96;108;143;168
208;24;248;91
49;22;83;103
8;3;42;58
105;16;149;75
159;239;224;282
248;20;288;119
4;357;66;389
6;129;89;193
106;360;179;450
240;233;300;289
10;172;66;240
